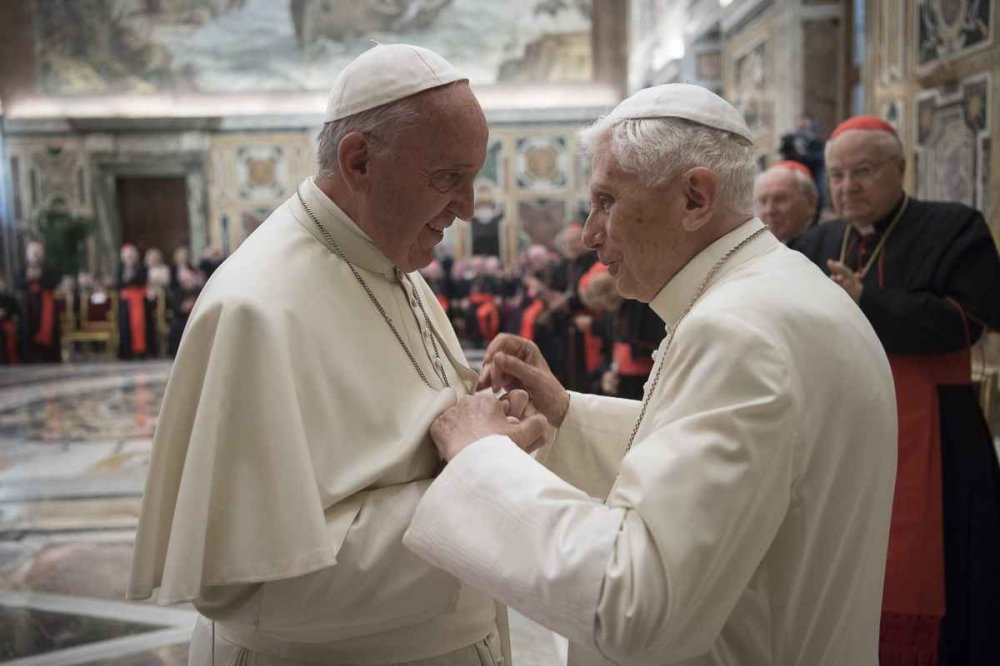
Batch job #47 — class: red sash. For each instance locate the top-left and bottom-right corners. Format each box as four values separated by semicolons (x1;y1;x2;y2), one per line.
880;349;970;665
33;289;55;347
470;294;499;342
2;320;18;363
120;287;147;355
613;341;654;376
582;324;602;373
520;299;545;341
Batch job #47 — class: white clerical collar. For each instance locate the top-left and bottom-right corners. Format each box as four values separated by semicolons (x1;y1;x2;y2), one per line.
295;176;396;277
649;218;769;331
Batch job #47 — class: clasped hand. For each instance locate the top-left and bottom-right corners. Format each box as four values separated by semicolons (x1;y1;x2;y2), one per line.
429;334;571;462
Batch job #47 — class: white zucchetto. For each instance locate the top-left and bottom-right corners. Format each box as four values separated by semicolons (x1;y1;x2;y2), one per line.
606;83;754;142
323;44;466;122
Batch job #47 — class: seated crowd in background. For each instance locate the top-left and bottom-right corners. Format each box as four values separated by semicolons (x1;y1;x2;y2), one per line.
0;240;222;364
1;230;664;402
420;224;665;400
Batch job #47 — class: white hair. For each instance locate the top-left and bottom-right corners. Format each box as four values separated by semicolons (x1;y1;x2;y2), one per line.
579;116;757;215
757;165;818;201
315;99;422;175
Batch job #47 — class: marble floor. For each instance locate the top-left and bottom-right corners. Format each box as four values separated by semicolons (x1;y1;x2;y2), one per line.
0;360;564;665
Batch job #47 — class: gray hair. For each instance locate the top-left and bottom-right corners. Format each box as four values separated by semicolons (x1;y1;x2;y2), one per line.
315;99;422;176
579;116;757;215
757;164;818;201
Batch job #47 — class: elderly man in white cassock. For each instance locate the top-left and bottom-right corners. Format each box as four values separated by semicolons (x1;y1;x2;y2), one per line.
127;44;547;665
403;85;899;665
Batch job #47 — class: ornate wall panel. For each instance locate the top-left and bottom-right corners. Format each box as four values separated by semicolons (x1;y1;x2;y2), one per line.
515;136;569;191
915;73;991;217
208;133;314;253
5;138;90;224
916;0;994;69
879;98;906;139
455;126;591;263
731;40;774;136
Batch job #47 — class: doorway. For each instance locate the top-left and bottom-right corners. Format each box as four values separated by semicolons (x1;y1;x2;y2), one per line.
115;176;190;256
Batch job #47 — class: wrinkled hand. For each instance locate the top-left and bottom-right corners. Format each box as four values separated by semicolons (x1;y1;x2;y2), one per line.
431;392;549;461
827;260;864;302
478;333;570;427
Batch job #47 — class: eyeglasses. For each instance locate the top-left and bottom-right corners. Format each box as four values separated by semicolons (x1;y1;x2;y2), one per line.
827;159;892;185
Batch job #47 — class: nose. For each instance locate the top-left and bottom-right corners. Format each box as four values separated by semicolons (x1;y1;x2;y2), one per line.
581;209;604;250
449;179;476;221
839;172;862;192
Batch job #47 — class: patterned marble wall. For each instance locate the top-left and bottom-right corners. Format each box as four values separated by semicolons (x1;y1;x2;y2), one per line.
5;138;91;223
454;125;592;264
4;123;591;273
915;73;991;216
867;0;998;240
207;133;315;253
211;125;591;264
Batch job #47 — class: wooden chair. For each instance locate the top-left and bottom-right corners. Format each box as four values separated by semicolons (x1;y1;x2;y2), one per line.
153;288;170;357
61;290;118;361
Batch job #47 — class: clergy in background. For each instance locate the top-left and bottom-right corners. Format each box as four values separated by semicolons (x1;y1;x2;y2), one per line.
116;244;148;360
16;240;61;363
403;85;898;665
753;160;818;244
128;44;545;665
794;116;1000;666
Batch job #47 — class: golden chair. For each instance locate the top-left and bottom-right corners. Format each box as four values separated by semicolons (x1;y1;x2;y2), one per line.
61;290;119;361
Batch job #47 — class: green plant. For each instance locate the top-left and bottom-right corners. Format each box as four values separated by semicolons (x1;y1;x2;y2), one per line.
35;197;95;276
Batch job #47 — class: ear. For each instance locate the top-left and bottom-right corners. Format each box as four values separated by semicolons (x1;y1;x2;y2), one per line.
337;132;374;194
681;167;717;232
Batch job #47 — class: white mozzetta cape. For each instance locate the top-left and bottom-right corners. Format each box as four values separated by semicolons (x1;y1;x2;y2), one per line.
129;178;499;661
405;220;898;665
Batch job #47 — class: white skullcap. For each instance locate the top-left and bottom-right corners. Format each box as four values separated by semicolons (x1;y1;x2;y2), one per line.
606;83;753;142
323;43;467;122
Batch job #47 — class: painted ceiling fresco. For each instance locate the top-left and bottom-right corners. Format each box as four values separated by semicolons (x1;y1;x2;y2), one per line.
34;0;593;94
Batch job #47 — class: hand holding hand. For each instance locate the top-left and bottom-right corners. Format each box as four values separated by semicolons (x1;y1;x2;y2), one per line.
430;392;549;462
477;333;570;427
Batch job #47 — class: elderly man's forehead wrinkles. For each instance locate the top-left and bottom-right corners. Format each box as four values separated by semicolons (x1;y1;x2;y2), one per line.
828;137;884;168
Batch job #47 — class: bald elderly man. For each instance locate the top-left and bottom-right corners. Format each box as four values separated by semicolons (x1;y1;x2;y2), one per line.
795;115;1000;666
753;160;817;244
404;85;897;665
129;45;544;665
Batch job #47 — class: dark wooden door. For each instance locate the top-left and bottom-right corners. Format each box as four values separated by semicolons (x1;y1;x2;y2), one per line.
116;177;190;255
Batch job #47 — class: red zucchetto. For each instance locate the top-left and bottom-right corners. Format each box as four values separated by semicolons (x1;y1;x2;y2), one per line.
771;160;812;177
830;115;897;139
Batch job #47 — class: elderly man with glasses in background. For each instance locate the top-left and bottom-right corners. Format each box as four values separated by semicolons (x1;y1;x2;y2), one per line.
795;115;1000;666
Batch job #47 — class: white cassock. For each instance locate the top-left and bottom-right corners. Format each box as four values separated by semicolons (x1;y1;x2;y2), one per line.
129;176;508;665
404;220;898;665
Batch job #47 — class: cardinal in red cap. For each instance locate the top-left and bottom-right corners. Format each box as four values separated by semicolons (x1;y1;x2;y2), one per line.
753;160;818;244
793;115;1000;666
